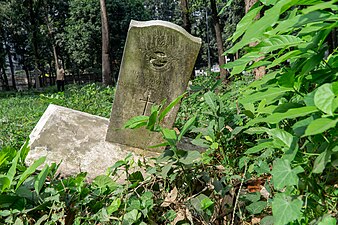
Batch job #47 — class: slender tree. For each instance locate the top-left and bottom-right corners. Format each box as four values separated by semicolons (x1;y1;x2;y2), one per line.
5;44;16;90
0;66;9;91
100;0;113;86
180;0;191;32
26;0;43;71
210;0;227;80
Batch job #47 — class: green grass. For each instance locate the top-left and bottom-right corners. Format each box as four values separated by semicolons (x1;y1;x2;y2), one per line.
0;83;114;149
0;93;48;149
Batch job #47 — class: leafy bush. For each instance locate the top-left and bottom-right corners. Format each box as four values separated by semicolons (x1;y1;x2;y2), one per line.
223;0;338;223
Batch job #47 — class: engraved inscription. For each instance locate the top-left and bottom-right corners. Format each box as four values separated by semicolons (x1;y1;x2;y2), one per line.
140;92;155;115
137;29;181;72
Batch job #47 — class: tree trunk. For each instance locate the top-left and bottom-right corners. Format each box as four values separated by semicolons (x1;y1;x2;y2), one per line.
180;0;191;33
1;66;9;91
48;61;53;86
245;0;258;14
6;45;16;90
180;0;195;80
52;44;59;70
0;69;3;89
28;0;41;70
100;0;113;86
44;5;60;73
210;0;227;81
245;0;266;80
22;54;31;89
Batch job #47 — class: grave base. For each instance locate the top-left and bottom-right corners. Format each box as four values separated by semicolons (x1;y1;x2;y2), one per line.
26;104;156;181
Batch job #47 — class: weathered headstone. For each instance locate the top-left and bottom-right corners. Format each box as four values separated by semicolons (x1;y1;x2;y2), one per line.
26;20;202;180
32;68;41;89
106;20;201;151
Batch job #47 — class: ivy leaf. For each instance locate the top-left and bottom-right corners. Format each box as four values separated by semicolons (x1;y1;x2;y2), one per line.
272;193;303;225
93;175;116;191
313;149;332;174
271;159;304;190
292;116;314;136
245;141;274;154
190;194;213;212
122;209;141;224
278;70;295;88
314;83;337;116
246;201;267;215
268;129;293;148
261;216;274;225
244;192;261;202
160;162;173;180
317;214;337;225
107;198;121;215
304;117;338;136
179;151;201;165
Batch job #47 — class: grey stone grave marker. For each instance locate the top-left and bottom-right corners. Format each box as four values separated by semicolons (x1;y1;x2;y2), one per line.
106;20;201;151
26;20;201;180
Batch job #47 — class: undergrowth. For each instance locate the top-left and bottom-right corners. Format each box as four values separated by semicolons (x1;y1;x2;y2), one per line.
1;0;338;224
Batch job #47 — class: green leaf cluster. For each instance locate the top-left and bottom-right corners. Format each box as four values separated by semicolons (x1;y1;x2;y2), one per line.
224;0;338;223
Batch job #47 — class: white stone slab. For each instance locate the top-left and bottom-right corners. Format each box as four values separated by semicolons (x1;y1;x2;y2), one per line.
26;104;154;181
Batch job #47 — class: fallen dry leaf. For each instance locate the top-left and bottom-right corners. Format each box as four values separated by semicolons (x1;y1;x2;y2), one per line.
251;217;261;224
260;185;270;199
171;208;185;225
161;186;178;207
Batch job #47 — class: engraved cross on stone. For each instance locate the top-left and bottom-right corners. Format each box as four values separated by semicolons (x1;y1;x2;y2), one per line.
140;93;155;115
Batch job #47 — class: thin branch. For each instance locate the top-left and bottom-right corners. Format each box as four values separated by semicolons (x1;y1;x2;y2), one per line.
231;163;247;225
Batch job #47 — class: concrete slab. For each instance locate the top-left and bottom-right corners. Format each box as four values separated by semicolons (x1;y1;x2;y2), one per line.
26;104;155;181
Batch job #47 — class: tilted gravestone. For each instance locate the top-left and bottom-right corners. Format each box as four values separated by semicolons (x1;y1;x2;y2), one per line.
26;20;201;180
106;20;201;150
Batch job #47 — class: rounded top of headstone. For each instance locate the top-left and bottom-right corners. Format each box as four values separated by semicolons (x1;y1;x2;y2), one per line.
130;20;202;45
